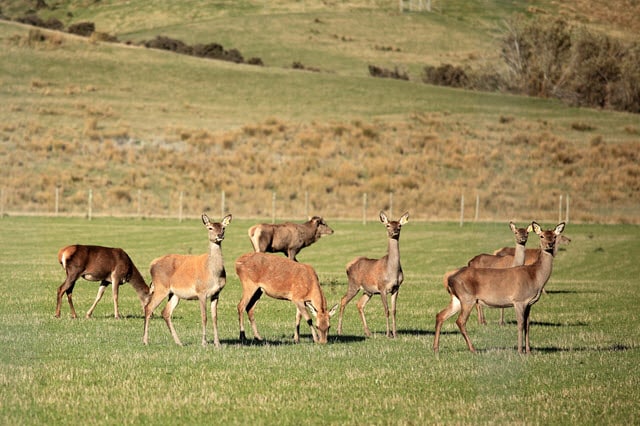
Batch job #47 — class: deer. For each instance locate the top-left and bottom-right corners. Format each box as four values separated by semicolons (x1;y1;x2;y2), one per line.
493;234;572;261
56;245;150;319
459;221;532;326
142;213;232;347
248;216;334;261
235;252;338;344
337;211;409;338
433;221;566;354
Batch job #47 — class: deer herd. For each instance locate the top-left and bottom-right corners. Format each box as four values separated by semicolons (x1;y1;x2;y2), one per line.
55;212;568;354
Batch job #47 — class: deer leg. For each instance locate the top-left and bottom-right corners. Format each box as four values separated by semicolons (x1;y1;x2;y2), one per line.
209;294;220;348
85;283;108;319
198;295;209;347
523;304;532;354
294;307;302;343
238;287;262;342
390;290;399;338
499;308;506;326
356;293;373;337
142;285;170;345
162;294;182;346
514;303;526;354
337;284;360;336
455;302;476;353
294;301;317;343
433;296;461;352
111;280;121;319
476;303;487;325
56;275;78;318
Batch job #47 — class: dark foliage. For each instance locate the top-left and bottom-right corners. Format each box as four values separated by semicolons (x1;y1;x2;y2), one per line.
368;65;409;80
67;21;95;37
422;64;469;88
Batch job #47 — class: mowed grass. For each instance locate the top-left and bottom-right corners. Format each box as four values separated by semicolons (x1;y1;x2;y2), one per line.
0;216;638;424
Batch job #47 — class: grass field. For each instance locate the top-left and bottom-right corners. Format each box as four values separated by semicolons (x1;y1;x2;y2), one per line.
1;216;638;424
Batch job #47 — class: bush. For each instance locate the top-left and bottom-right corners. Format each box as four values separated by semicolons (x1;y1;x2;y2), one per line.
368;65;409;81
422;64;469;88
67;21;95;37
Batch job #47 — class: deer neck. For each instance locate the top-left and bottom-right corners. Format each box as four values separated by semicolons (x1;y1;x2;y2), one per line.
386;237;401;275
533;250;555;288
511;242;527;267
208;242;224;275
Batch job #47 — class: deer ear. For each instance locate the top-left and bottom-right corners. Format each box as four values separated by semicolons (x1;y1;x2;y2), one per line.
329;304;338;317
509;221;517;232
202;214;210;226
554;222;565;235
306;301;318;317
532;221;542;235
526;224;534;233
222;214;232;227
399;212;409;225
379;211;389;224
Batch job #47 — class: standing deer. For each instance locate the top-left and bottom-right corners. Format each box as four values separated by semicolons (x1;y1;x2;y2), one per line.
337;211;409;338
142;213;232;347
235;252;338;344
465;221;532;326
433;221;566;354
56;245;150;319
248;216;333;261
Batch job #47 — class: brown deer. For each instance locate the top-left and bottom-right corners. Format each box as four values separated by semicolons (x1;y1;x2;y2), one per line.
248;216;334;261
337;211;409;338
235;252;338;344
464;221;532;326
56;245;150;319
142;213;232;347
493;234;571;261
434;221;566;354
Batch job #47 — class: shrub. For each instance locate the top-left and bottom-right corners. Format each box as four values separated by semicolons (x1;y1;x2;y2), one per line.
368;65;409;80
422;64;469;88
67;21;95;37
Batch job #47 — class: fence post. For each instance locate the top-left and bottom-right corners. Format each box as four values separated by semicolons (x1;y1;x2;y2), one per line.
221;190;225;218
178;191;183;222
271;191;276;223
565;194;570;223
362;193;367;225
474;193;479;222
389;192;393;218
459;193;464;227
558;195;563;224
88;189;93;221
305;191;309;219
137;189;141;218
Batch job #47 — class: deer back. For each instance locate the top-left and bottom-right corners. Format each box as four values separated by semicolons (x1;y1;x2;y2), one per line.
59;245;133;281
236;252;327;308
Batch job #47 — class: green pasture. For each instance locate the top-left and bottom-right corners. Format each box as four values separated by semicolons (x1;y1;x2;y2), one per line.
0;216;638;424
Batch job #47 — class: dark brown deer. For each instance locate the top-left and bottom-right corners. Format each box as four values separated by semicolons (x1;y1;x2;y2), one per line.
56;245;150;319
248;216;333;261
142;214;232;346
434;222;566;354
337;211;409;338
236;252;338;344
463;221;532;326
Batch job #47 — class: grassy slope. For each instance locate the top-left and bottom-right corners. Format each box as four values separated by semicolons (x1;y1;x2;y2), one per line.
0;0;638;224
0;216;638;424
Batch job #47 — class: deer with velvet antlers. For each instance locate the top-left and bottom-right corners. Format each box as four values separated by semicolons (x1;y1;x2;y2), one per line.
235;252;338;344
434;221;566;354
56;245;150;319
337;211;409;338
142;213;232;346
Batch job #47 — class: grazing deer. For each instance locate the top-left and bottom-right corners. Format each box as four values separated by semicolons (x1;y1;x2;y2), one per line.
235;252;338;344
142;213;232;347
56;245;150;319
337;211;409;338
248;216;334;261
466;221;532;326
434;222;566;354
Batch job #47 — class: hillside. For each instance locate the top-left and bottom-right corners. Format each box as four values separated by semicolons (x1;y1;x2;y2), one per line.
0;1;638;223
